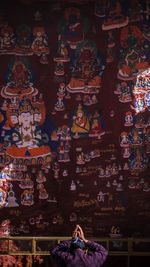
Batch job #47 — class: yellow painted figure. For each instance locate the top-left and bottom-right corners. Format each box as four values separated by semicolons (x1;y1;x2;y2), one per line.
71;104;90;134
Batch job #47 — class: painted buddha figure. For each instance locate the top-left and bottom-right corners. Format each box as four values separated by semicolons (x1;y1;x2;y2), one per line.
57;7;89;49
132;95;145;114
129;147;148;171
54;40;70;62
67;40;105;93
124;111;133;126
31;26;49;64
102;0;128;30
1;57;37;98
13;62;28;88
5;97;51;161
19;173;33;189
37;183;48;200
89;111;105;137
118;26;149;80
90;119;102;136
71;103;90;136
36;170;46;183
130;128;143;145
15;25;32;54
54;96;65;111
31;27;49;55
118;82;132;103
0;25;15;53
21;189;34;206
57;41;68;58
16;99;39;148
120;132;129;147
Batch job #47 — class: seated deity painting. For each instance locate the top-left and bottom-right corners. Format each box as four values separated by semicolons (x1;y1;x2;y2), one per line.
57;7;89;50
1;56;37;98
15;25;33;55
53;39;71;63
31;27;49;54
89;110;105;138
67;40;105;94
70;103;105;139
0;24;49;65
131;67;150;114
128;147;148;172
117;26;150;80
70;103;90;138
4;96;53;163
0;57;57;165
0;25;15;54
101;0;129;30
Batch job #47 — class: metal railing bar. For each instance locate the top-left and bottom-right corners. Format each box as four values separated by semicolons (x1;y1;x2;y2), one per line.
1;237;150;242
0;237;150;257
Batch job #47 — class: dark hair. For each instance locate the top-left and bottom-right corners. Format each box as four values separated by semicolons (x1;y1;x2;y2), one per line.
70;237;86;251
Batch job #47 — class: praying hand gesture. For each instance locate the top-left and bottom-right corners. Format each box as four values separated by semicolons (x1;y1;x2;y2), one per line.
72;225;88;243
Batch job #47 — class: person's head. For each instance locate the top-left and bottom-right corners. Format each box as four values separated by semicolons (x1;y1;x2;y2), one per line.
70;237;86;252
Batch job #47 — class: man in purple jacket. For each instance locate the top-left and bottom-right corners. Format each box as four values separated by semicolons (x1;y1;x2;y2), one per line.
51;224;108;267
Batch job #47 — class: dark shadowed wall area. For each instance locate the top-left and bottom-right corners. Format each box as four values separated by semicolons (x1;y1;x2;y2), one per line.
0;0;150;244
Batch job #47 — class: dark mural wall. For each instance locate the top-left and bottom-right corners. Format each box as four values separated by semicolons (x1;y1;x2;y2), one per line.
0;0;150;239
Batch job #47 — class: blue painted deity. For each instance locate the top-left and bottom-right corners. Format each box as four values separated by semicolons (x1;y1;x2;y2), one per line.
21;189;34;206
57;7;89;50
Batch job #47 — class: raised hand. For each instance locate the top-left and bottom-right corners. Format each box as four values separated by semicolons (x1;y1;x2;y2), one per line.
77;225;88;243
72;224;79;239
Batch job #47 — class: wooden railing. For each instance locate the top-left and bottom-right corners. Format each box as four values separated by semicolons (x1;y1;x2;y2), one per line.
0;236;150;267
